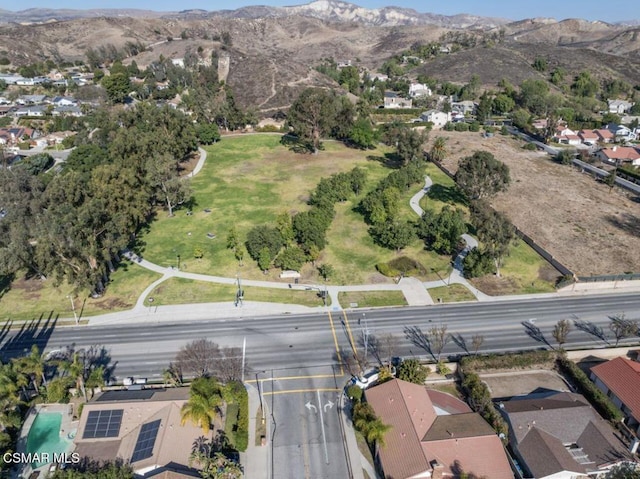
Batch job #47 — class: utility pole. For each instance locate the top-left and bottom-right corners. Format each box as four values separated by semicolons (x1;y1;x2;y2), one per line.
176;254;181;270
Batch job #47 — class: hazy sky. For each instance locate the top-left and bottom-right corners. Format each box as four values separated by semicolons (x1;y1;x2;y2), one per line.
7;0;638;23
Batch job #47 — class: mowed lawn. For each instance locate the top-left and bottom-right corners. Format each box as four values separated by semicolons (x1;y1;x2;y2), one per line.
141;135;452;285
0;262;161;322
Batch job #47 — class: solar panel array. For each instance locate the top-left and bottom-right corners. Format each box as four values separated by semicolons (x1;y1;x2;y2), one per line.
82;409;124;439
130;419;161;463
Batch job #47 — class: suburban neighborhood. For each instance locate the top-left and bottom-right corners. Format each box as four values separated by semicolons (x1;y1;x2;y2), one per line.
1;1;640;479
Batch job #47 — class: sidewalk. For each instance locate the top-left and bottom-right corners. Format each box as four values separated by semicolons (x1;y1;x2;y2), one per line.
242;383;269;479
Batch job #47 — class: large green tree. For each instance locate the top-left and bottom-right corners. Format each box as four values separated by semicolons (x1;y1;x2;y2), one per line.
470;201;516;276
455;151;510;200
417;206;466;255
286;88;341;153
101;73;131;103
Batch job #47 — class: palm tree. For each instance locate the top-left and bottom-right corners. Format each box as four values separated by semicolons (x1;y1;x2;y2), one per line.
0;363;22;432
61;352;87;402
13;345;47;392
181;392;222;435
364;418;391;448
85;366;105;399
429;136;448;163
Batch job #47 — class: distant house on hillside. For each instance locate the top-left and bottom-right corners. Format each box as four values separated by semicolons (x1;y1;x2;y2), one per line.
409;82;432;98
420;110;450;128
384;91;412;109
553;125;581;145
608;99;634;115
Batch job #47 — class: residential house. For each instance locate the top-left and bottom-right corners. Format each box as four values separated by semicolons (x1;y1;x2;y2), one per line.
51;96;78;107
611;125;637;141
0;128;34;145
591;357;640;436
409;82;432;98
52;105;83;117
499;391;631;479
369;72;388;82
384;91;413;109
578;130;600;145
597;146;640;166
608;99;634;115
15;105;48;117
420;110;451;128
365;379;513;479
532;119;548;130
451;101;477;116
595;129;615;143
553;125;581;145
74;388;207;477
17;95;47;105
15;77;46;86
0;74;25;85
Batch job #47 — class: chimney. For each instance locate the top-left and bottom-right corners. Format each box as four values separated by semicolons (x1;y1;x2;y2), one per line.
613;146;617;152
430;461;445;479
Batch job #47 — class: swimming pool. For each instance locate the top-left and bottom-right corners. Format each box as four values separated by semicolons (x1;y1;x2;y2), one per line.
26;412;73;467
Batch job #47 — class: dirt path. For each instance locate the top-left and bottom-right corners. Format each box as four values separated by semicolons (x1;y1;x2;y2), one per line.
427;131;640;275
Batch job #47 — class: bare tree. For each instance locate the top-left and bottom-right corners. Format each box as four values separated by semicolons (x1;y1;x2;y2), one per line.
609;313;638;347
217;347;245;382
379;334;399;366
471;334;485;356
175;339;221;378
429;325;450;361
552;319;572;349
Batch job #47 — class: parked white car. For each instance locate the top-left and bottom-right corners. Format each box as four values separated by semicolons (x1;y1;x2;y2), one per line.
351;369;380;389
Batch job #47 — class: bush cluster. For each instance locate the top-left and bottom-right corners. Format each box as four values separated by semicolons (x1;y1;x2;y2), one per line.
460;371;509;439
225;381;249;452
556;356;623;422
461;350;554;372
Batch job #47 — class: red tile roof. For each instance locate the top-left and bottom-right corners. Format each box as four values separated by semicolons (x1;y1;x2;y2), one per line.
591;357;640;420
365;380;512;479
579;130;599;140
598;147;640;161
595;129;614;139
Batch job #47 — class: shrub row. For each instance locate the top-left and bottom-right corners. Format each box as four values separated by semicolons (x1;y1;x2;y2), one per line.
556;356;623;422
226;381;249;452
461;350;554;372
460;370;509;440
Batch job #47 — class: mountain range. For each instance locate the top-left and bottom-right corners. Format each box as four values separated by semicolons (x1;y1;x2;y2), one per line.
0;1;544;28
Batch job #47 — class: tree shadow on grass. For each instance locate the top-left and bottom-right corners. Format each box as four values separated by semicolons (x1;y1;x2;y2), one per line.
427;183;468;207
367;153;404;169
0;272;14;301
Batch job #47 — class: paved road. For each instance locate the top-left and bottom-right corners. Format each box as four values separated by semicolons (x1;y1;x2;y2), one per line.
2;293;639;380
253;366;349;479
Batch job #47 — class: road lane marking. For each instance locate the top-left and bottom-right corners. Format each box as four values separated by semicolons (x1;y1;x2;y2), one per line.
317;389;329;465
246;374;337;383
327;311;344;375
342;311;358;357
262;388;339;396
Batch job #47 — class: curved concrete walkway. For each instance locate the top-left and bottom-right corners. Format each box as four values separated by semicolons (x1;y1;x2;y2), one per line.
410;177;491;301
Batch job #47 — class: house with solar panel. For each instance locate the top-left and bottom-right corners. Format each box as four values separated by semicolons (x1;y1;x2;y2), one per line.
73;388;204;477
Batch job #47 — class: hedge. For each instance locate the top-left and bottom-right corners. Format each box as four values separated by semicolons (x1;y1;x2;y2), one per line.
556;356;623;422
461;350;554;372
460;370;509;440
224;381;249;452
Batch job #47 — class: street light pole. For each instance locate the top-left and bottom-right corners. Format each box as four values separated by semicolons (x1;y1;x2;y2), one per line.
177;254;181;270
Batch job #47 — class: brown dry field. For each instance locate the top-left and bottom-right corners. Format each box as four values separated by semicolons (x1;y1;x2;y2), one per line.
427;131;640;275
